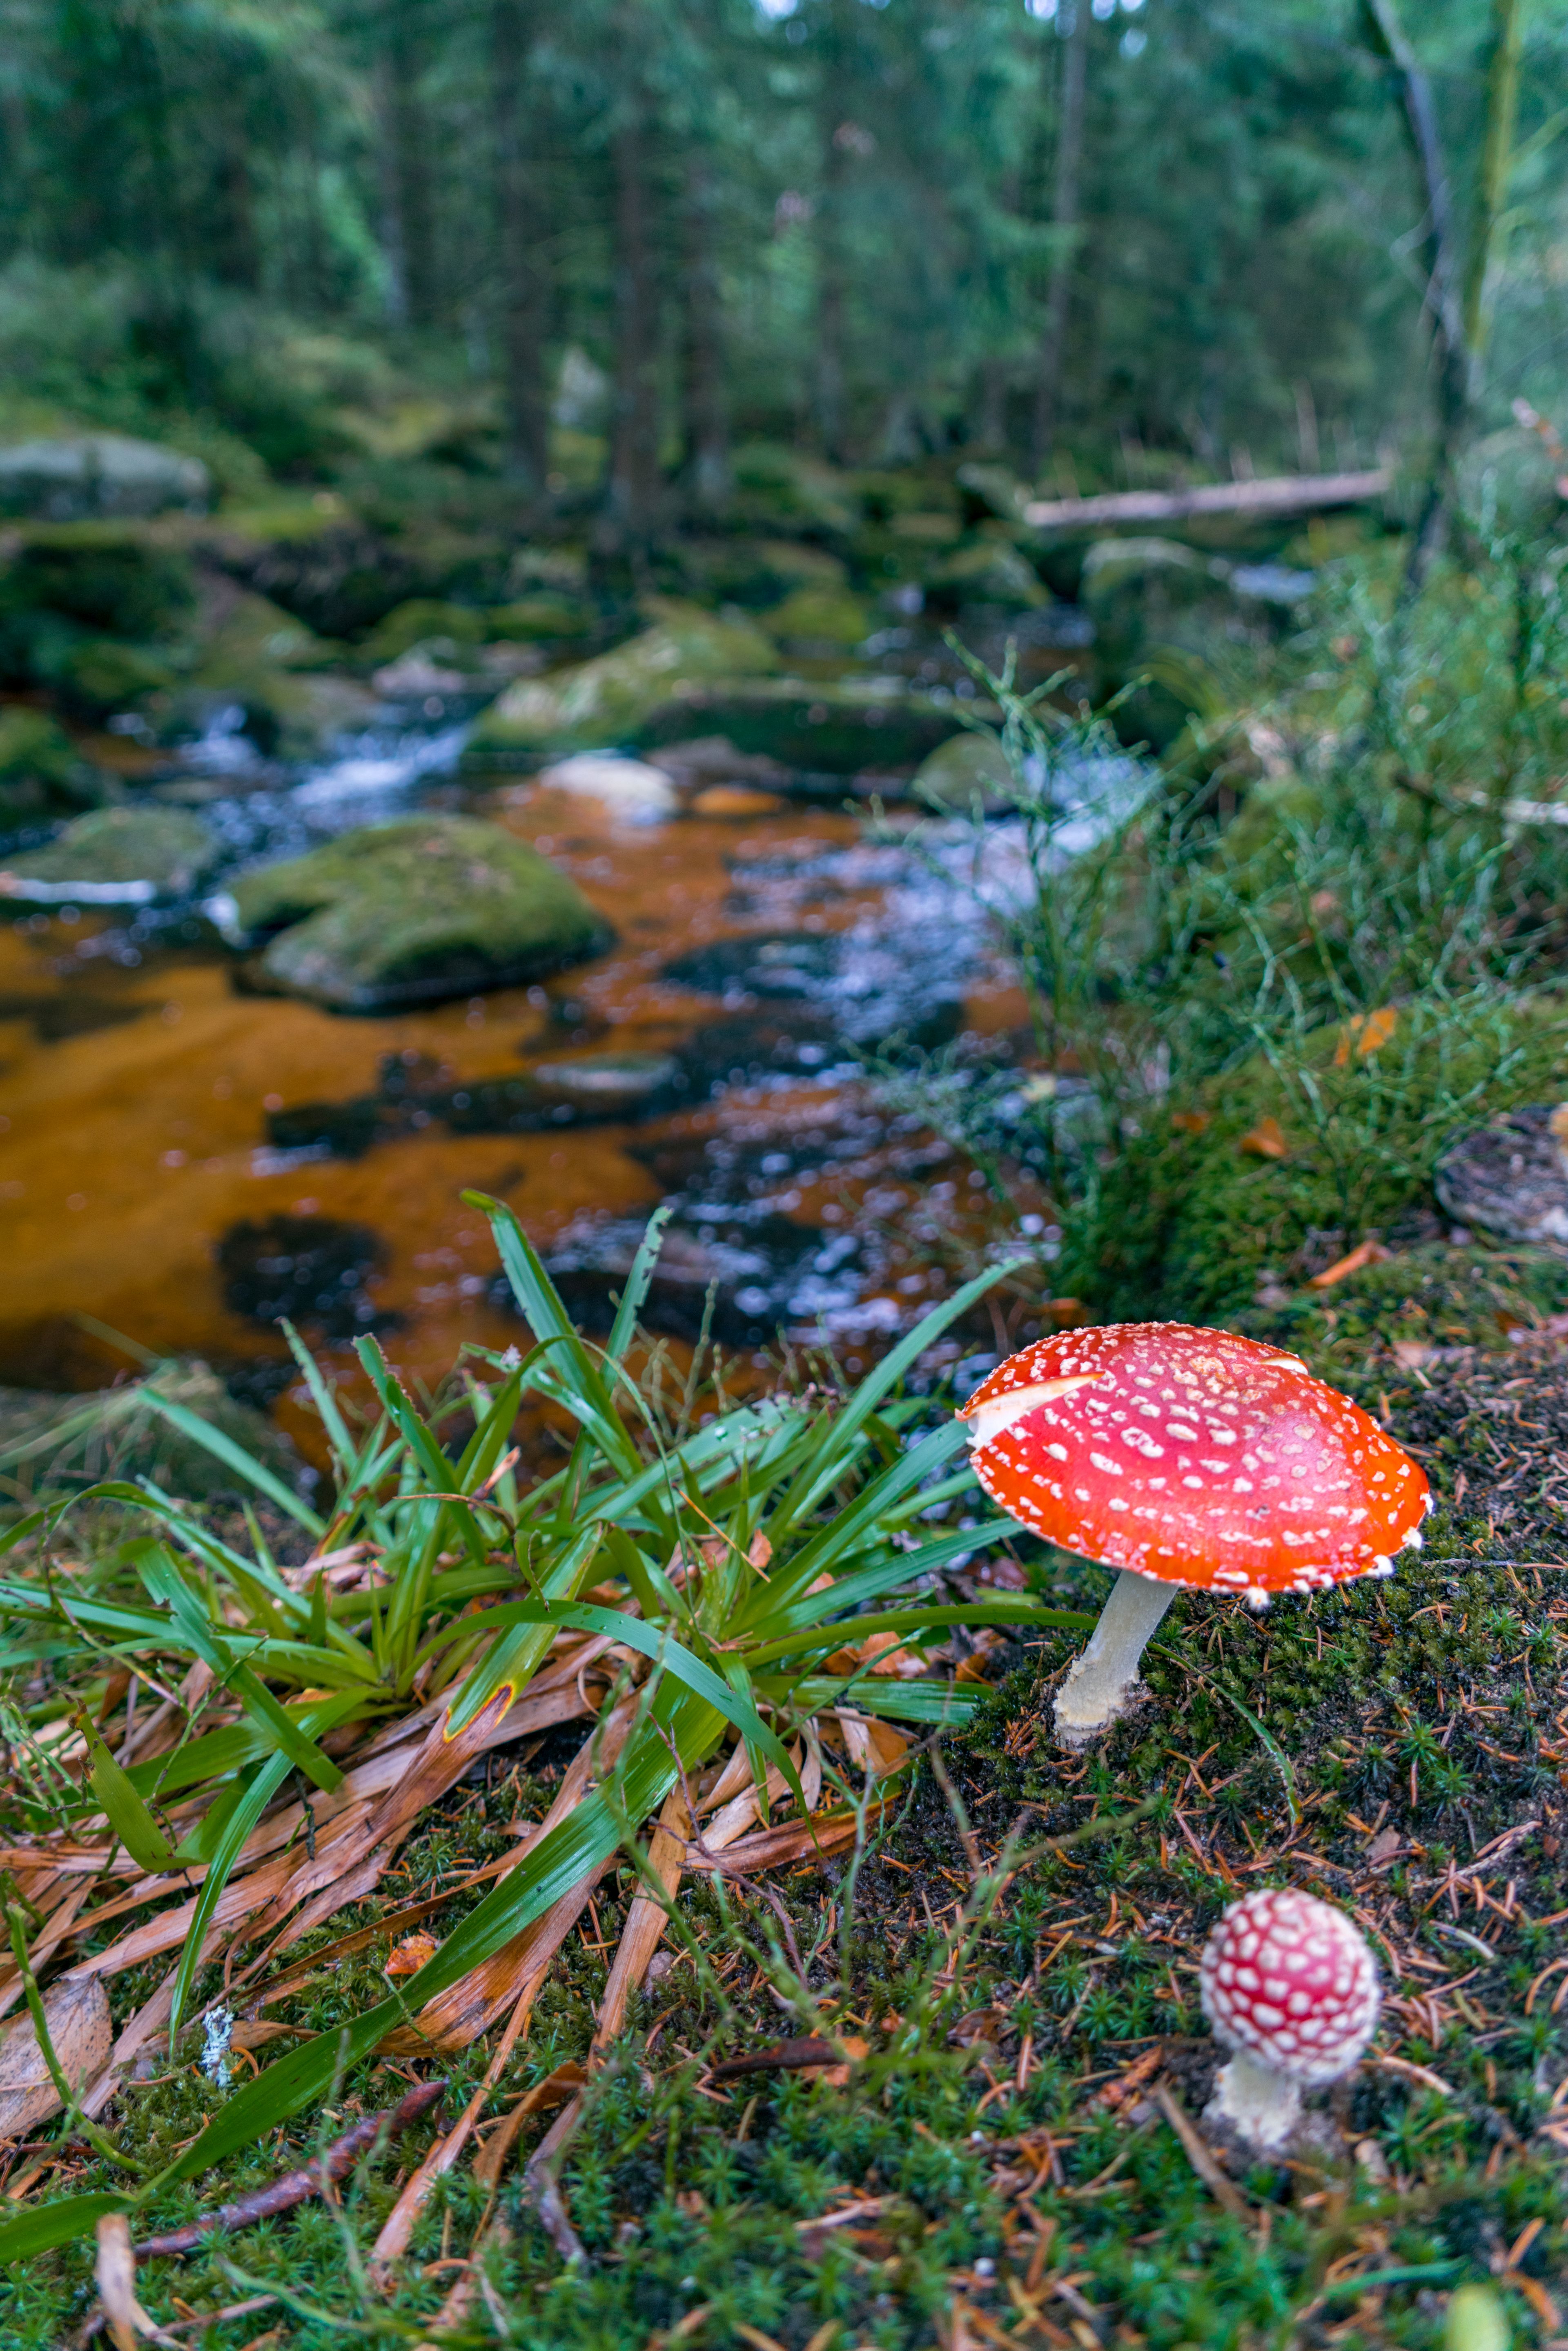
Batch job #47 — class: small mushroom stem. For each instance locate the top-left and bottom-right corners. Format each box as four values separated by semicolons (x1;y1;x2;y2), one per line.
1052;1567;1177;1746
1205;2048;1302;2150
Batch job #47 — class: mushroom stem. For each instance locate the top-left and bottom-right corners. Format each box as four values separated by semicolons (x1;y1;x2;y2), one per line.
1205;2048;1303;2150
1052;1567;1178;1746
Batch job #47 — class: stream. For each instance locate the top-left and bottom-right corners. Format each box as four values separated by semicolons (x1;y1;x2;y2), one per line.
0;671;1143;1453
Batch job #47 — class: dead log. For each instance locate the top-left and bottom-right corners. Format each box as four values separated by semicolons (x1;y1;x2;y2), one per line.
1022;469;1390;533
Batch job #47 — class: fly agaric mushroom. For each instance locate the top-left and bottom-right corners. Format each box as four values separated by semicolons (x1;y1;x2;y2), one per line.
1199;1887;1380;2149
958;1322;1429;1745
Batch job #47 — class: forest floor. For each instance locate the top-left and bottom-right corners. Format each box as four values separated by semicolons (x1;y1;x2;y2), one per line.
5;1330;1566;2351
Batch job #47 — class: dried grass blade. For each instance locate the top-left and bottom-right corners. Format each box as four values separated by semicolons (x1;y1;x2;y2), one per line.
592;1787;690;2051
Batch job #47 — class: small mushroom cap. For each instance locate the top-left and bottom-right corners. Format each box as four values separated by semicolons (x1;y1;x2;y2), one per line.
1200;1887;1380;2085
959;1321;1430;1599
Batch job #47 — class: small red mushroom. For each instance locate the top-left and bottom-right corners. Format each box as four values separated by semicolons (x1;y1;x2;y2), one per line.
958;1321;1429;1743
1199;1887;1381;2149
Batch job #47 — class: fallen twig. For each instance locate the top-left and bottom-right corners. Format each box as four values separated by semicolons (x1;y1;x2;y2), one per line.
133;2079;445;2256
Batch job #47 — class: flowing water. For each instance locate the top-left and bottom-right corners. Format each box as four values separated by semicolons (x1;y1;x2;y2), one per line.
0;671;1140;1456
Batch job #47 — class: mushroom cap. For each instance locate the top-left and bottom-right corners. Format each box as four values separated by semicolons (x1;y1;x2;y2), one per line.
958;1321;1429;1599
1200;1887;1380;2085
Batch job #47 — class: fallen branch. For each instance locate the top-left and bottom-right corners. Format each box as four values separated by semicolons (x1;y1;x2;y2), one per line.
132;2078;445;2257
1022;469;1389;532
708;2036;849;2084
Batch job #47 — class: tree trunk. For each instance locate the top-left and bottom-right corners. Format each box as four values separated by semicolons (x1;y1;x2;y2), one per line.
607;93;662;540
491;0;548;492
681;148;730;514
1463;0;1524;367
1364;0;1469;587
382;0;436;330
1032;0;1089;471
814;4;849;463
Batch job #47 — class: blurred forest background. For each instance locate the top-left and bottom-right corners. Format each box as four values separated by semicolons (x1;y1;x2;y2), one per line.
0;0;1557;525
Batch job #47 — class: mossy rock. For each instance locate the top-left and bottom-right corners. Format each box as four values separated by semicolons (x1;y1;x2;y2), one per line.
926;537;1048;611
1062;992;1568;1325
55;637;175;720
485;594;595;642
180;593;375;755
729;442;859;535
466;606;780;763
912;730;1015;813
0;805;214;903
231;814;612;1012
634;677;979;776
0;706;107;826
0;524;194;641
0;1359;307;1503
356;598;488;669
759;586;875;649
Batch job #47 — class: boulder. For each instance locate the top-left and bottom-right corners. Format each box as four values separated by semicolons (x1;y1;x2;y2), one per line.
533;753;679;821
0;1358;306;1500
636;676;980;777
0;707;107;827
466;605;779;764
913;731;1016;814
231;813;612;1012
0;433;210;521
0;805;215;905
760;585;875;650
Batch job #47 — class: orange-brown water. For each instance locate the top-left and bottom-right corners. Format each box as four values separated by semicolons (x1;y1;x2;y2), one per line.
0;775;1029;1448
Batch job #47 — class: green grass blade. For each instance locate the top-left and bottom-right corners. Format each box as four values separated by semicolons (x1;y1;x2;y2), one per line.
768;1257;1027;1538
605;1203;673;1372
76;1713;178;1872
136;1391;324;1535
466;1192;641;1475
134;1547;343;1792
738;1419;973;1631
790;1676;988;1724
752;1522;1022;1637
440;1525;603;1736
436;1598;800;1802
0;2193;131;2262
167;1751;294;2044
153;1692;723;2191
279;1317;356;1481
746;1597;1095;1673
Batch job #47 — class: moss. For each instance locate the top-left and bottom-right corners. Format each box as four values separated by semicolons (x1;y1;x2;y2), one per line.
466;605;781;763
0;804;213;897
231;813;613;1012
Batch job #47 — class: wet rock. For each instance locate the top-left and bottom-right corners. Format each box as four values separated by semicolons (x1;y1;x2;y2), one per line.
466;604;780;765
56;638;175;721
180;589;374;757
0;1358;306;1500
0;806;215;905
486;593;595;642
0;707;108;827
729;442;859;536
231;814;612;1012
535;753;679;821
759;585;875;651
637;677;973;778
913;732;1015;815
1434;1106;1568;1247
645;736;793;793
356;599;487;670
924;538;1048;613
0;433;210;521
530;1050;682;1115
263;1045;680;1161
216;1212;390;1336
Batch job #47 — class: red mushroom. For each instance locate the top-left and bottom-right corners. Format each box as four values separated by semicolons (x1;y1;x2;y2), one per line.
1199;1887;1380;2148
958;1322;1429;1744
